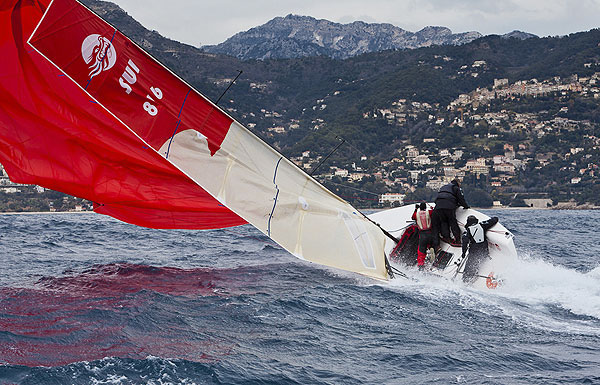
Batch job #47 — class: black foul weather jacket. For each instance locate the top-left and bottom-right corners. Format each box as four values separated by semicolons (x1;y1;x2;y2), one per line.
434;182;469;210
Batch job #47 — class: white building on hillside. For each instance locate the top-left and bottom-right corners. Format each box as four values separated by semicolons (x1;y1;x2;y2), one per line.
379;193;405;205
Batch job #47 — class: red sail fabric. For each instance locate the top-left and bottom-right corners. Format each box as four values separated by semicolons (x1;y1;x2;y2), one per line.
0;0;245;229
28;0;235;157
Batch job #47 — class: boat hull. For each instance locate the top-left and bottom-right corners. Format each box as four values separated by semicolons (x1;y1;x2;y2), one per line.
368;205;518;289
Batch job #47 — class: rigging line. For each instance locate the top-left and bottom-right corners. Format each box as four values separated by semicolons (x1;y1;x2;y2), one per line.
309;137;346;176
215;70;243;106
453;249;469;280
337;195;380;202
335;134;385;171
267;157;284;237
165;121;181;159
353;232;368;242
385;257;395;279
387;222;416;233
389;265;410;280
317;179;380;196
325;183;399;243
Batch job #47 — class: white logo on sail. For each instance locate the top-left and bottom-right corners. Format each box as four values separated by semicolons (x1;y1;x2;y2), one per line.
81;34;117;79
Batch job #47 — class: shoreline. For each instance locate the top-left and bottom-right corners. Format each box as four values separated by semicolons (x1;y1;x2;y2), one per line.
0;206;598;216
365;206;600;212
0;211;95;215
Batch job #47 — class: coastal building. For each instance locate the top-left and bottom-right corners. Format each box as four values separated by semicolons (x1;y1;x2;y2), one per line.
493;78;509;88
465;158;489;175
426;179;445;191
409;170;421;183
406;146;419;158
379;193;405;205
493;155;506;165
268;126;286;133
334;169;348;177
349;173;366;181
414;155;431;165
494;163;516;174
523;199;553;208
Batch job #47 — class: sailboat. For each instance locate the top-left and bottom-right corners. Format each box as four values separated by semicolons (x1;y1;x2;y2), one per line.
0;0;517;286
369;205;517;289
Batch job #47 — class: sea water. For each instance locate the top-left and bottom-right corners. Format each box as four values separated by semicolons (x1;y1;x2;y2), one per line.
0;209;598;384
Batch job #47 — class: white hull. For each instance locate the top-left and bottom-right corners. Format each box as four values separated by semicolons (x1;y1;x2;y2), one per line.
368;205;518;289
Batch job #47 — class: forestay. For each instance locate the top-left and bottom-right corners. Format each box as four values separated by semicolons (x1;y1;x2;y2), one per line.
22;0;389;279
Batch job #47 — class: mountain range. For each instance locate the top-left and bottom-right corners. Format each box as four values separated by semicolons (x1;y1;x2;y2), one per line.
202;14;536;60
84;1;536;61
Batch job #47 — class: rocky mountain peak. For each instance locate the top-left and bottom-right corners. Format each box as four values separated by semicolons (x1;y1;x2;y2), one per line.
202;16;484;60
502;30;538;40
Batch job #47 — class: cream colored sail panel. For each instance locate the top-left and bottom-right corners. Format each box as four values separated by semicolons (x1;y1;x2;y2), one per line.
159;122;388;280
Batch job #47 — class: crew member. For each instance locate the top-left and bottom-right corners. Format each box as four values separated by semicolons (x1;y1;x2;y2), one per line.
412;202;435;269
433;179;469;245
460;215;499;283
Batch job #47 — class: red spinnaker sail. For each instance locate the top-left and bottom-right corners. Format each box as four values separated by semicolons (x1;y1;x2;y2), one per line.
2;0;391;280
0;0;245;229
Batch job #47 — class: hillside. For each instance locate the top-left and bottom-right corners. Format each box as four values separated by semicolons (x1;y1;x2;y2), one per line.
2;0;598;210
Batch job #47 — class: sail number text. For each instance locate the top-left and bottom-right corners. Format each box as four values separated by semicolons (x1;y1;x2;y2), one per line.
119;59;163;117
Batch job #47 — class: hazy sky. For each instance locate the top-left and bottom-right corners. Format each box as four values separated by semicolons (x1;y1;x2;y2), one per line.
109;0;600;47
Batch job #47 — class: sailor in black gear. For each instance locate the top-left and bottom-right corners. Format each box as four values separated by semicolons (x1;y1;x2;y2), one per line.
433;179;469;245
460;215;499;283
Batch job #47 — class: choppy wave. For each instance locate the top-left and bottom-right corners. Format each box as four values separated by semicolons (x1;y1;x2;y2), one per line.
0;210;599;384
0;264;255;367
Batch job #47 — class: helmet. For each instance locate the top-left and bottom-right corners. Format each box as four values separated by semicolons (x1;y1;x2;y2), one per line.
466;215;479;227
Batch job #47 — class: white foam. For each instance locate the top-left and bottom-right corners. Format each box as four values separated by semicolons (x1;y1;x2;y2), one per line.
496;252;600;318
381;252;600;336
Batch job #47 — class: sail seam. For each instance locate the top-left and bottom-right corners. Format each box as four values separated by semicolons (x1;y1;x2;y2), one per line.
354;232;367;241
268;157;283;237
165;88;192;159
